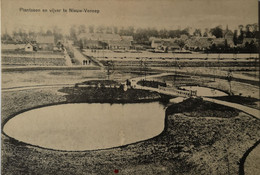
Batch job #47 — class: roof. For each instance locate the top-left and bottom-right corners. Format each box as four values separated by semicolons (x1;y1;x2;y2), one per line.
162;41;180;48
78;33;121;41
83;40;100;46
36;36;54;44
186;37;212;48
25;43;33;46
121;36;133;41
79;33;133;47
150;37;175;43
153;40;162;44
223;30;233;38
108;40;132;47
212;38;225;46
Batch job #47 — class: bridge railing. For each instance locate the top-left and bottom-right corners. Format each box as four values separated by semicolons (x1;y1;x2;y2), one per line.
158;85;197;97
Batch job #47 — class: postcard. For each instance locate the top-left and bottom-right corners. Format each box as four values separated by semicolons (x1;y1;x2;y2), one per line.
1;0;259;174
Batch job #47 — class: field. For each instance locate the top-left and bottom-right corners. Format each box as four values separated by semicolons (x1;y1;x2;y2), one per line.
83;49;259;59
2;50;67;66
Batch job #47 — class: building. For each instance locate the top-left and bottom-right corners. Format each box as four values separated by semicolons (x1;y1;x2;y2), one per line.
150;37;180;52
24;43;34;52
36;35;55;51
150;37;174;48
223;28;233;40
212;38;226;47
185;37;214;51
78;33;133;50
150;38;163;49
223;26;234;47
108;36;133;50
162;41;180;51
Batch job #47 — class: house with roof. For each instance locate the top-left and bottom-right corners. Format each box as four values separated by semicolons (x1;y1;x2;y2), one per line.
77;33;103;49
223;26;234;47
108;36;133;50
223;28;233;39
36;35;55;51
78;33;133;50
24;43;34;52
212;38;227;48
185;37;214;51
162;41;180;51
212;37;236;48
150;38;163;49
150;37;180;52
150;38;174;48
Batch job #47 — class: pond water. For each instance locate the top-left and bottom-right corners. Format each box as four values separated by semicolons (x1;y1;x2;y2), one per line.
180;86;228;97
3;102;166;151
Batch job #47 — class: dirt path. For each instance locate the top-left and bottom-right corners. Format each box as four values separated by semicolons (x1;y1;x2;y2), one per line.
71;46;94;66
130;73;260;119
203;97;259;119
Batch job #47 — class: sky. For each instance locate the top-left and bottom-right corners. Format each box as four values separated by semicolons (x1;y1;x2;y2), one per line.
1;0;258;34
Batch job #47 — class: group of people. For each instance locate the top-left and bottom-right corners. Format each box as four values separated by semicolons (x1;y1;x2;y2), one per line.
83;59;91;65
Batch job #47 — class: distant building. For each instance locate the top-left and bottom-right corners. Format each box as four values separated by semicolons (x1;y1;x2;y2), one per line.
162;41;180;51
24;43;34;52
108;36;133;50
223;28;233;39
223;26;234;47
81;40;103;49
185;37;214;51
36;35;55;51
150;38;164;49
77;33;133;50
212;38;226;47
149;37;180;51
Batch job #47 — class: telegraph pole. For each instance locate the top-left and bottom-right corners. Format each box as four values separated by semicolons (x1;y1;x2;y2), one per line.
174;52;177;84
227;69;233;95
107;60;114;80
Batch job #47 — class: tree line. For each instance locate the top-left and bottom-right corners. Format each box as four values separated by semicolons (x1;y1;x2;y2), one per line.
69;24;258;42
2;23;258;49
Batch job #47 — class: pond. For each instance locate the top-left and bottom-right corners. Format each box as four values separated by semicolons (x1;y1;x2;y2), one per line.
3;102;166;151
180;86;228;97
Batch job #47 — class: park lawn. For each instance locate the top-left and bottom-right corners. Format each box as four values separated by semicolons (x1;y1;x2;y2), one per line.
1;85;259;175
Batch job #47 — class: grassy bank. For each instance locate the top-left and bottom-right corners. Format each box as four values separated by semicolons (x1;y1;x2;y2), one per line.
59;86;171;103
166;98;238;118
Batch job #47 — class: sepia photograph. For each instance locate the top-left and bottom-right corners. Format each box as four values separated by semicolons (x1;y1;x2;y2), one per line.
1;0;259;174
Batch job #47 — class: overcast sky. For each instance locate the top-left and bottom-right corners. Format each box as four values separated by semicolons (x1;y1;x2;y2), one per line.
1;0;258;34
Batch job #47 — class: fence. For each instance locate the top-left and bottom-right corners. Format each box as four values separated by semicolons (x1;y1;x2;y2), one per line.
158;85;197;97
